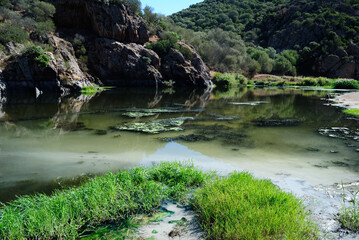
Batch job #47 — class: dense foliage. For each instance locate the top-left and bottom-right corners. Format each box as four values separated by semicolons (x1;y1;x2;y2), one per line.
165;22;299;76
169;0;359;77
0;0;55;44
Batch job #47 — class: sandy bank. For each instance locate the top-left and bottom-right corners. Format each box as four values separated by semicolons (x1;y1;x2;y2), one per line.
335;92;359;109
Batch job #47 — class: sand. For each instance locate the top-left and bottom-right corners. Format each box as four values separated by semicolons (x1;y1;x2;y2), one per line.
334;92;359;109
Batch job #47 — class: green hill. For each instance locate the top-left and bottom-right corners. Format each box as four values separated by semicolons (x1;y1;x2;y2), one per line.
169;0;359;79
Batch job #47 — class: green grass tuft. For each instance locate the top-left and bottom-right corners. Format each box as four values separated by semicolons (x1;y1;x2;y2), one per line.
0;162;209;240
192;172;318;239
343;109;359;117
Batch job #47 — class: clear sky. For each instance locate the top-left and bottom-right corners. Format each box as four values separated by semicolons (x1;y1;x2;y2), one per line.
140;0;204;16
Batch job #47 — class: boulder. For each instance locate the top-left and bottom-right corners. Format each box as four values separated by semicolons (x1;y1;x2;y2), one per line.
161;42;213;89
88;38;162;86
3;36;93;94
50;0;148;44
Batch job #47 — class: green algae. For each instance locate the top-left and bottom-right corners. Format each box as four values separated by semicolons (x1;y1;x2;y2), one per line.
113;117;195;134
122;112;157;118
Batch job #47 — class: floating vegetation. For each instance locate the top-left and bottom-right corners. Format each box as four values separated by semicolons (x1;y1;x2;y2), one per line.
112;117;195;134
122;112;157;118
318;127;359;142
158;134;213;142
206;113;241;121
121;107;204;114
253;119;301;127
228;101;270;106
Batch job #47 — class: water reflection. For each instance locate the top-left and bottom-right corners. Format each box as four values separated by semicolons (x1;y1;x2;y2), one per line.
0;87;358;203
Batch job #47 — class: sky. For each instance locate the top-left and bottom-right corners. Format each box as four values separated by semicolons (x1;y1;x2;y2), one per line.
140;0;203;16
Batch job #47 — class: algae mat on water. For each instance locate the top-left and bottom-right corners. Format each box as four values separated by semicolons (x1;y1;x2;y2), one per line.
112;117;195;134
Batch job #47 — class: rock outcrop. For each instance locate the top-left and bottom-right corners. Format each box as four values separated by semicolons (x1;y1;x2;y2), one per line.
2;36;93;94
315;43;359;80
161;42;212;89
50;0;148;44
88;38;162;86
0;0;213;94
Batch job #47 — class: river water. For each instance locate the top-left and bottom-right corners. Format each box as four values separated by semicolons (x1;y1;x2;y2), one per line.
0;87;358;203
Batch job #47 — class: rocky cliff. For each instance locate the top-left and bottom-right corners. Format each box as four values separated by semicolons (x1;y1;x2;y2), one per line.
0;0;212;95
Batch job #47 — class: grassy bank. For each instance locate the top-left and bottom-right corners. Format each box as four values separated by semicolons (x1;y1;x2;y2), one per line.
192;172;318;239
0;162;318;239
213;72;359;90
343;109;359;117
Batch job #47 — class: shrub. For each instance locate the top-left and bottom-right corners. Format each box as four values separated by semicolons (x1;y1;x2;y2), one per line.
213;72;238;89
300;78;318;86
178;45;193;60
332;79;359;89
22;45;50;68
0;22;29;44
34;53;50;68
316;77;331;86
35;20;55;36
28;0;56;22
141;56;152;65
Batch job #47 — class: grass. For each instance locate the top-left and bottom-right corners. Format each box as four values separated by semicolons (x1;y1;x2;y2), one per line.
0;162;210;240
340;184;359;231
0;162;318;240
192;172;318;239
343;109;359;117
81;85;113;95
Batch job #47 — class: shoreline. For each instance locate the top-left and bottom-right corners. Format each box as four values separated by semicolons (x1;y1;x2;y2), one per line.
334;92;359;110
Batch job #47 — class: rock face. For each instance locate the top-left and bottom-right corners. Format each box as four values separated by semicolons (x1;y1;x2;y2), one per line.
0;0;213;94
161;42;212;89
88;39;212;89
2;36;93;94
315;43;359;80
50;0;148;44
88;38;162;86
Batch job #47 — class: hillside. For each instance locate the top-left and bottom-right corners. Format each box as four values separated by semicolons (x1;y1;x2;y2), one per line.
170;0;359;79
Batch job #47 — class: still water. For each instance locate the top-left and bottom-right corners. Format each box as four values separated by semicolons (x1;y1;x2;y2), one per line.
0;87;358;203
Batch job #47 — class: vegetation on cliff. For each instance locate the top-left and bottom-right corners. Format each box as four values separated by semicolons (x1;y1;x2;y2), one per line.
0;0;55;44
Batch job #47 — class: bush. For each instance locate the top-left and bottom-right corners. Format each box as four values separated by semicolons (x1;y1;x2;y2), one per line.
300;78;318;86
0;22;29;44
178;45;193;60
28;0;56;22
35;20;55;36
34;53;50;68
316;77;331;86
332;79;359;89
23;45;50;68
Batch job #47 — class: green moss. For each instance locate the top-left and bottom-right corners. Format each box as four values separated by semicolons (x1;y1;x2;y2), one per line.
343;109;359;117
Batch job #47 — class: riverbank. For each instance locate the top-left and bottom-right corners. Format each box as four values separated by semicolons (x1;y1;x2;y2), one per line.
335;92;359;109
0;162;318;240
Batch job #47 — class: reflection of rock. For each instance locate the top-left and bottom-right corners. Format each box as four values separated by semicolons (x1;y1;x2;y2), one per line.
318;127;359;142
52;94;96;131
158;134;213;142
186;124;248;146
112;117;195;134
253;119;301;127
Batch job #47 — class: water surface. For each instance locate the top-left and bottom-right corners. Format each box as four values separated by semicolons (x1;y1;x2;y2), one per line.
0;87;358;203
